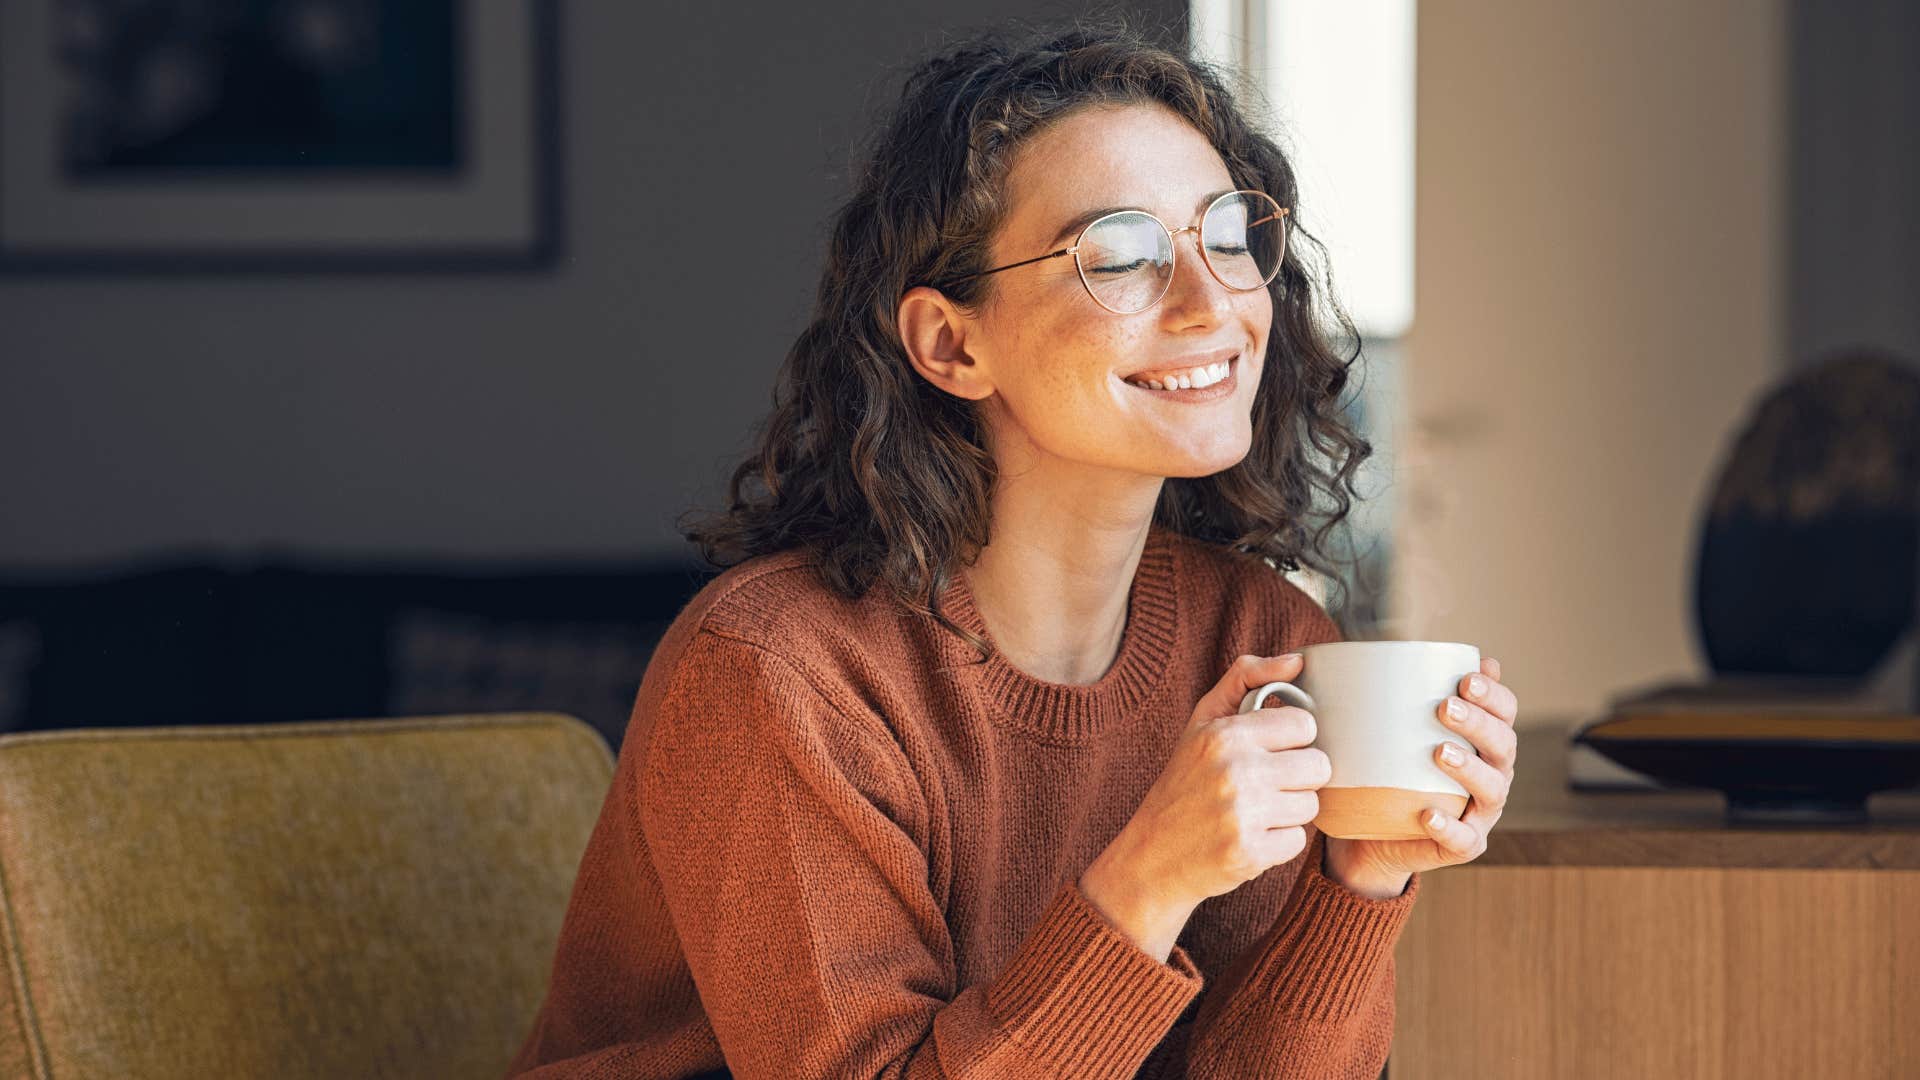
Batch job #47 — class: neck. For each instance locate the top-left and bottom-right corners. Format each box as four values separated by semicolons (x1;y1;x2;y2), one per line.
962;449;1164;685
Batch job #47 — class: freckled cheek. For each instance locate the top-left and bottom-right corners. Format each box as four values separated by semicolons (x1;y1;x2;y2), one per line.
997;283;1145;396
1029;327;1128;397
1245;299;1274;361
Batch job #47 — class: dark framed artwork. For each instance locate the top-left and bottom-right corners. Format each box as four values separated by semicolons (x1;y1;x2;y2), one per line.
0;0;560;272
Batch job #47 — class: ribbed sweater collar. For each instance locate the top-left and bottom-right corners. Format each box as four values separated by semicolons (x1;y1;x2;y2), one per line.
940;526;1181;743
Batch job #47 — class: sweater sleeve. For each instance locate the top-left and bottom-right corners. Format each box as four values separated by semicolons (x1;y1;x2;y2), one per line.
1139;828;1418;1079
635;628;1204;1079
1128;568;1420;1079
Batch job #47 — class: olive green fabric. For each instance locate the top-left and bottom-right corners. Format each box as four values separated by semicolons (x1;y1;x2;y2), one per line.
0;712;613;1079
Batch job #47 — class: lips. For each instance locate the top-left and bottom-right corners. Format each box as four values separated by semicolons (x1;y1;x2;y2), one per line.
1124;358;1231;390
1122;354;1240;401
1119;346;1242;387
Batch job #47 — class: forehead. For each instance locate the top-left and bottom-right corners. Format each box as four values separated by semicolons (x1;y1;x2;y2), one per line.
1000;102;1235;236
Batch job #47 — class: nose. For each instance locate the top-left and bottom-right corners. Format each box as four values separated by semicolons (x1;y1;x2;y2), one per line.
1158;225;1235;326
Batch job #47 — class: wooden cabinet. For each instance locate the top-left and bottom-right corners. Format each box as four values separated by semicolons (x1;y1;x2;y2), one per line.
1388;725;1920;1078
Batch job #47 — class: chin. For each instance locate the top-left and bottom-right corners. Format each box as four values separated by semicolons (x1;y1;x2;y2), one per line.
1157;442;1252;479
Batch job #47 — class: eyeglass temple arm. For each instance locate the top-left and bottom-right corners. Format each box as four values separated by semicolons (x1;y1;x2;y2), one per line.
942;247;1073;285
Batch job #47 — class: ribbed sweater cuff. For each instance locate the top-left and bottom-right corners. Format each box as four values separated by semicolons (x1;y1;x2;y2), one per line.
986;879;1203;1074
1242;835;1420;1021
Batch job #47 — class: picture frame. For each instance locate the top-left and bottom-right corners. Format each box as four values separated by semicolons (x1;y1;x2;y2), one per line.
0;0;561;273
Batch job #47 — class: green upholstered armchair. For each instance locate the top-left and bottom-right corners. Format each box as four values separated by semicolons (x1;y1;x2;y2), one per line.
0;712;613;1079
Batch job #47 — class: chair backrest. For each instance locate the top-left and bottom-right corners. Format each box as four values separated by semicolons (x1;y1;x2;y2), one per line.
0;712;613;1080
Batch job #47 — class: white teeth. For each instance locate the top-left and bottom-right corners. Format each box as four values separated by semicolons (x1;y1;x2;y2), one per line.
1126;357;1234;390
1198;360;1229;386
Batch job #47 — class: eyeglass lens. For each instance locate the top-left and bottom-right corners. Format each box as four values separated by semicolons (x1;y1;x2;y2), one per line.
1075;192;1287;314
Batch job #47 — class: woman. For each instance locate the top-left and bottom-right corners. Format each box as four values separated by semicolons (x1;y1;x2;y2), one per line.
508;21;1519;1080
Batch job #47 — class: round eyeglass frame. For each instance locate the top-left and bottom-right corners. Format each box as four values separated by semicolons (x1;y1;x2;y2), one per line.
938;189;1290;314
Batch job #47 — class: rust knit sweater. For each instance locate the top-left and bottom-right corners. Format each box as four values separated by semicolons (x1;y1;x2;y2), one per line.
506;525;1421;1079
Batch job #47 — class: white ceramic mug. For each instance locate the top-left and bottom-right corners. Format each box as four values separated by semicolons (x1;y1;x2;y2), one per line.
1238;640;1482;840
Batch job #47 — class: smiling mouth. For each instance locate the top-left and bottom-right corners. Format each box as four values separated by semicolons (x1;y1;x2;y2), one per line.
1120;354;1241;401
1122;357;1234;391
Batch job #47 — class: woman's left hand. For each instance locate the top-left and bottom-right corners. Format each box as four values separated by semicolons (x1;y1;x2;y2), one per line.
1324;657;1519;889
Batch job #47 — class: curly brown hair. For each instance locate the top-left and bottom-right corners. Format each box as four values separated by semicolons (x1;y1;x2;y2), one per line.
681;18;1373;652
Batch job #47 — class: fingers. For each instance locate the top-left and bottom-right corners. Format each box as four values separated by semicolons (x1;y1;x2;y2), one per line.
1420;804;1486;860
1458;668;1519;727
1269;788;1321;826
1193;653;1304;726
1196;712;1322;794
1438;695;1518;771
1256;824;1311;865
1268;744;1332;789
1230;706;1320;753
1433;740;1509;817
1418;655;1509;866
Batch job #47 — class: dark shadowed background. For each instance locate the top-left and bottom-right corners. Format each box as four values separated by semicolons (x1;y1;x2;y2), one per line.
0;0;1913;749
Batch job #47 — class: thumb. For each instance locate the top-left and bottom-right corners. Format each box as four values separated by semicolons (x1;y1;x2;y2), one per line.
1192;652;1306;727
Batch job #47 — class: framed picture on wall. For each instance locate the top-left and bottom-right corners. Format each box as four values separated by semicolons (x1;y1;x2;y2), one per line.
0;0;560;272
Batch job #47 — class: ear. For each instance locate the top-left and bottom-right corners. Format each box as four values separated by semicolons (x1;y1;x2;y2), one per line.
897;286;995;401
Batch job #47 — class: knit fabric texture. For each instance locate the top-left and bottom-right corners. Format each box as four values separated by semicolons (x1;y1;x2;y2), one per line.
507;525;1421;1078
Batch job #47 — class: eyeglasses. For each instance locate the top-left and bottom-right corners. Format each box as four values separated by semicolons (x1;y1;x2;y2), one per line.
941;189;1289;314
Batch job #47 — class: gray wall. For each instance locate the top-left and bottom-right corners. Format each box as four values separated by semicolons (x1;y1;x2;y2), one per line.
1788;0;1920;368
0;2;1183;568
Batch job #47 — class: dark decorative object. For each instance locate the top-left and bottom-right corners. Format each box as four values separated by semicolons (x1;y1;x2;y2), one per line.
60;0;460;175
1574;707;1920;825
1694;350;1920;677
1575;349;1920;823
0;0;560;271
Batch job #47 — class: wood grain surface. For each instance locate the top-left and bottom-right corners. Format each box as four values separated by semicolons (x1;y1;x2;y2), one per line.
1391;865;1920;1077
1387;722;1920;1077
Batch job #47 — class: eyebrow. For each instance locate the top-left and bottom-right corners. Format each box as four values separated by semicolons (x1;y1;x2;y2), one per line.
1045;189;1238;247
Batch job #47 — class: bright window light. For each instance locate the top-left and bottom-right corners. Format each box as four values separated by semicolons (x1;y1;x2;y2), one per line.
1191;0;1417;339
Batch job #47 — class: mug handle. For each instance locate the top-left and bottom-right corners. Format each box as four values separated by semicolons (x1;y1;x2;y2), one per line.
1239;680;1316;715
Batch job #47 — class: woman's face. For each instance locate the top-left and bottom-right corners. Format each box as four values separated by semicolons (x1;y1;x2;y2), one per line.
961;102;1274;481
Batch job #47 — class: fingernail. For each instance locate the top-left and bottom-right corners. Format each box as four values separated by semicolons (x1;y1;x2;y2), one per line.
1439;742;1465;766
1468;675;1487;698
1445;697;1467;722
1279;652;1301;662
1426;809;1445;829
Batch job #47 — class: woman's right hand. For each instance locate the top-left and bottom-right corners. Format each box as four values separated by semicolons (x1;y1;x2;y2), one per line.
1077;653;1330;961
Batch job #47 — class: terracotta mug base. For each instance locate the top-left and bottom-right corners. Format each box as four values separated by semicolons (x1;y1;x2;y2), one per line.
1316;786;1470;841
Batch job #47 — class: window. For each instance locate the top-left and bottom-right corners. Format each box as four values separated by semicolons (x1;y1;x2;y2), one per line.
1191;0;1417;632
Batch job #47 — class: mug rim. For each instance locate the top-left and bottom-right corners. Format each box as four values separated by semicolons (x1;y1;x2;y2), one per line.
1300;639;1478;653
